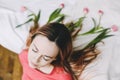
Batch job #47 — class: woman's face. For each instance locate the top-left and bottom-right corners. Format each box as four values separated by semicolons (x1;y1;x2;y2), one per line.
28;35;59;69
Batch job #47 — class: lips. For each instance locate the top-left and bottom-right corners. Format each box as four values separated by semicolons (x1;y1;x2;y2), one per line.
31;61;38;66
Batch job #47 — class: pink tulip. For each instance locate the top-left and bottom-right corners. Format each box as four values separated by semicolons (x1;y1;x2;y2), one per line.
111;25;119;32
83;7;89;14
20;6;27;12
60;3;65;8
98;10;104;16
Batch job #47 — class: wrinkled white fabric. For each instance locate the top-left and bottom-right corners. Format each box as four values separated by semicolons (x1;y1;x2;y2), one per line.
0;0;120;80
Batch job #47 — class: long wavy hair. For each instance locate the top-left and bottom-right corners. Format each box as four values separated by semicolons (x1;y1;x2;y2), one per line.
26;22;100;80
26;22;77;80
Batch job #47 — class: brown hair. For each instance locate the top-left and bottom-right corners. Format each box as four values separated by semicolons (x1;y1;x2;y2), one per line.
70;47;100;79
26;22;100;80
26;22;77;80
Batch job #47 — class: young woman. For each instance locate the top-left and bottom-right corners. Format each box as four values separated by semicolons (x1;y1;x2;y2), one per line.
19;22;77;80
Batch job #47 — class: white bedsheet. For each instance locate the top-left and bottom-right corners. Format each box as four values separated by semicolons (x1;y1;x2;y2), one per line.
0;0;120;80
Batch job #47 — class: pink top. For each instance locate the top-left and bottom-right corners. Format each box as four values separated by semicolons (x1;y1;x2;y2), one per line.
19;49;72;80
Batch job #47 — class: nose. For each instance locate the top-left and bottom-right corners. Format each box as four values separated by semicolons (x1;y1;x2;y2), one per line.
33;54;42;63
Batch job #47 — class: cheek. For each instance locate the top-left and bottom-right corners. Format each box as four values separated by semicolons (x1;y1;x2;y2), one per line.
39;59;53;66
38;61;52;67
28;49;35;62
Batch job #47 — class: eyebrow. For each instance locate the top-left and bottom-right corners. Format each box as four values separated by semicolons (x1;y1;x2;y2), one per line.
33;43;53;59
33;43;39;51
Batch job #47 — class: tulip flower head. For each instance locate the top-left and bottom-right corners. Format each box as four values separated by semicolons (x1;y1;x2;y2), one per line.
98;10;104;16
60;3;65;8
111;25;119;32
20;6;27;12
83;7;89;15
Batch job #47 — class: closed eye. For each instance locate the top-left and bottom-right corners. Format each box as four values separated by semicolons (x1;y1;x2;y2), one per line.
42;55;53;61
42;56;51;61
32;49;38;53
32;43;39;53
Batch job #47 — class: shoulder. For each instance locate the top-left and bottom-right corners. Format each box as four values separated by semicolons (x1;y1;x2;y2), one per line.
18;49;28;65
19;49;28;58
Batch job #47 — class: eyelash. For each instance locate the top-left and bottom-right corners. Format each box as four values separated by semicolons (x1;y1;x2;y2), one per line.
32;49;51;61
32;49;38;53
42;57;50;61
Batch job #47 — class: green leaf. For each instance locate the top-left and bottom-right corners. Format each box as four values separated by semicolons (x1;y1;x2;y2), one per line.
78;18;97;35
83;28;112;49
54;14;65;23
74;17;85;28
28;14;35;17
34;10;41;23
103;35;113;39
92;18;97;28
16;18;33;28
65;22;74;32
65;17;85;34
80;27;96;35
68;24;75;32
47;8;62;23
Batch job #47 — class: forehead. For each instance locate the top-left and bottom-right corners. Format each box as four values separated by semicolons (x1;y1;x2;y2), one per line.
31;35;59;56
